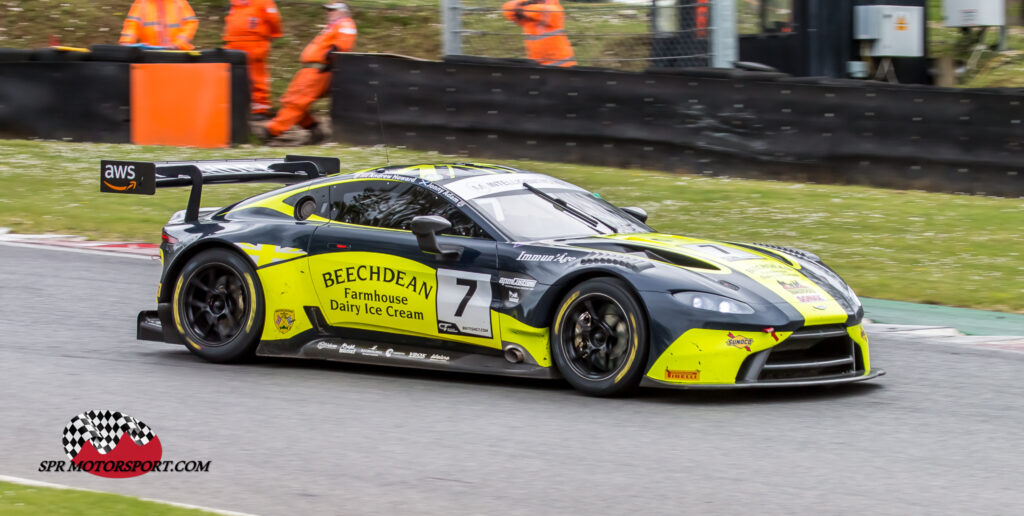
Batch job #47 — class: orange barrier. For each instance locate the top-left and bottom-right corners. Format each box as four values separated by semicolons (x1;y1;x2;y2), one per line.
130;63;232;148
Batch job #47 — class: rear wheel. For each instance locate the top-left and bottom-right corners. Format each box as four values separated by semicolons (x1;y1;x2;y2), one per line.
171;249;264;363
551;278;648;397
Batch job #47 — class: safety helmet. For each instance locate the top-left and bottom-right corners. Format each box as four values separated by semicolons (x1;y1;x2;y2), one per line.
323;2;349;10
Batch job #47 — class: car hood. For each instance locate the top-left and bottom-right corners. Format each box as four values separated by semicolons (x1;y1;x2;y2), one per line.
562;233;855;326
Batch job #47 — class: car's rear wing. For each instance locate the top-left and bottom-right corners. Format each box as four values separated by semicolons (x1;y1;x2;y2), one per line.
100;155;340;223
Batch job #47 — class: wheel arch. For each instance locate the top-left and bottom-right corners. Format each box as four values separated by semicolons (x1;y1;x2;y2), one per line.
543;267;652;334
160;239;254;304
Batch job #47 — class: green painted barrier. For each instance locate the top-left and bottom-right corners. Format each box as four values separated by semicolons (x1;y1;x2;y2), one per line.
863;298;1024;337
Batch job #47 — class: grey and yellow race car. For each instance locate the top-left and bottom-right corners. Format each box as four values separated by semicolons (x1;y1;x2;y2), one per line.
102;156;883;396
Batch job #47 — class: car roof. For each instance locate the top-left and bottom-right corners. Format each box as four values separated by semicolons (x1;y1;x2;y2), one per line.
352;163;528;187
231;162;539;212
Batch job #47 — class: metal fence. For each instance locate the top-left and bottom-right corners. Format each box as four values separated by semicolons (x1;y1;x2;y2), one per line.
441;0;736;71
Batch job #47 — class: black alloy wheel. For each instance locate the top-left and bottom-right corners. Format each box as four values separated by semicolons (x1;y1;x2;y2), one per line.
183;263;247;345
551;278;648;396
173;248;264;363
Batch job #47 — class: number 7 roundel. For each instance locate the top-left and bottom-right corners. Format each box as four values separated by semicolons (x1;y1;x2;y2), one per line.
435;269;493;338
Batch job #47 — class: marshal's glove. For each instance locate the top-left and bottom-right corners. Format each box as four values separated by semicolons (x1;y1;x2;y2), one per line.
514;0;543;21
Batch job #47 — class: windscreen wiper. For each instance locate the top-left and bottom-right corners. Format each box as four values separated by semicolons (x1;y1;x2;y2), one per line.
523;183;618;233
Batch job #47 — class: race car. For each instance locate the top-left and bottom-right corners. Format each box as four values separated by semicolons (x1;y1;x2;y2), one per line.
101;156;884;396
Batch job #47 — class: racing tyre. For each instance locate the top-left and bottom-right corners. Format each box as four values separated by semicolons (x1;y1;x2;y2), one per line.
172;249;264;363
551;278;648;397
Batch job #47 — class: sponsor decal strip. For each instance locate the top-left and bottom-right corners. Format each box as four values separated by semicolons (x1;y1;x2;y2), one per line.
445;173;585;200
310;340;453;363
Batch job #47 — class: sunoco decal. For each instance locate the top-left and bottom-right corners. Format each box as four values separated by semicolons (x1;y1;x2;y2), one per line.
726;332;753;352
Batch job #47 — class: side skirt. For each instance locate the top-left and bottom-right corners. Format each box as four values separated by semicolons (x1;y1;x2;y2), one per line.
257;336;559;380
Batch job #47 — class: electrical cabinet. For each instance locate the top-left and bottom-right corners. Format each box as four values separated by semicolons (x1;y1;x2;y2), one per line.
853;5;924;57
943;0;1006;27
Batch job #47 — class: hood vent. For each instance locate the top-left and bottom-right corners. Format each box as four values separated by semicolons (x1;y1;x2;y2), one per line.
728;242;799;268
570;243;720;271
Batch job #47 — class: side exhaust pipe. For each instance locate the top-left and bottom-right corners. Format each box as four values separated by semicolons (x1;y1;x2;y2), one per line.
504;347;525;364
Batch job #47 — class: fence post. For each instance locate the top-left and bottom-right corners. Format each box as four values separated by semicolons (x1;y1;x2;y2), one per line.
441;0;463;56
710;0;737;68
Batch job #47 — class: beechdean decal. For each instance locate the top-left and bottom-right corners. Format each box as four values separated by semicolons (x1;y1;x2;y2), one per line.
38;411;210;477
100;160;156;195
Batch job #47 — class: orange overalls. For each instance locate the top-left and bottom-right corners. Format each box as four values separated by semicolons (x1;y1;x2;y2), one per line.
502;0;576;67
266;16;357;137
224;0;283;116
119;0;198;50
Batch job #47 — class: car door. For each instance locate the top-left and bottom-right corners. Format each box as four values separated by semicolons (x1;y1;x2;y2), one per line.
308;178;502;351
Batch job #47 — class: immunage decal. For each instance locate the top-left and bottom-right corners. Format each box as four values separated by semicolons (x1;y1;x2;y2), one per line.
38;411;210;478
516;251;578;264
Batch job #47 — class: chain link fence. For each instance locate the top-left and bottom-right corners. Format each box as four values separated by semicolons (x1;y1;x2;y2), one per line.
442;1;736;71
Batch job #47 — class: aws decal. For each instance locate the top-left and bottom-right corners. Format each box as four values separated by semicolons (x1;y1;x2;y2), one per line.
99;160;155;195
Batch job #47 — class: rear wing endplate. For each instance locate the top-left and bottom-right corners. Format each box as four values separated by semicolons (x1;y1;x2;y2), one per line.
100;155;340;223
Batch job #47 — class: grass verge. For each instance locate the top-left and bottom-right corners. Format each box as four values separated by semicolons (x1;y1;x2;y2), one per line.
1;139;1021;313
0;480;216;515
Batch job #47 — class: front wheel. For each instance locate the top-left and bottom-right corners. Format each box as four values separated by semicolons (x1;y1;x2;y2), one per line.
171;248;264;363
550;278;649;397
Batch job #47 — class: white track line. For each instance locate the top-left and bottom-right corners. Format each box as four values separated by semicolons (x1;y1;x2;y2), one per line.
0;474;259;516
0;240;157;261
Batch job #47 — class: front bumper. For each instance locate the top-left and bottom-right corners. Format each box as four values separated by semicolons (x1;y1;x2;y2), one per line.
644;323;882;388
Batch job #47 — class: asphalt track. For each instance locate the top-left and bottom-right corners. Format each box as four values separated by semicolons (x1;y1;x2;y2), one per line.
1;244;1023;515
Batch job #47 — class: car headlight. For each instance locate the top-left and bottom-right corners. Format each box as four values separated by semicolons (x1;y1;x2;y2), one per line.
673;292;755;314
842;281;862;309
801;259;862;310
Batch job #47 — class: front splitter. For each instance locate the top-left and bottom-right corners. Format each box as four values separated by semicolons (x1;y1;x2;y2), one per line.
640;368;886;389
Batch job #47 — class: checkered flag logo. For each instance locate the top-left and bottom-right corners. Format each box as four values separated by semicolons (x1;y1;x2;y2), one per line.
62;411;156;460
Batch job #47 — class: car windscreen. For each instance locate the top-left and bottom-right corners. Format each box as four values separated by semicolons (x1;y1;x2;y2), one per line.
470;188;652;241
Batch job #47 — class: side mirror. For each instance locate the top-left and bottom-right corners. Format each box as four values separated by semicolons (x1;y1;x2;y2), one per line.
621;207;648;223
411;215;463;260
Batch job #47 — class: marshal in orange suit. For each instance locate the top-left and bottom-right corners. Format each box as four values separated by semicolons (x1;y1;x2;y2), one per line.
502;0;576;67
263;3;356;144
119;0;199;50
224;0;283;119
